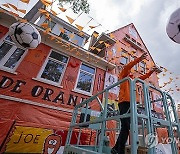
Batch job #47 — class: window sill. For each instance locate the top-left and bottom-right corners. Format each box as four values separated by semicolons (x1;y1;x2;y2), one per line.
32;77;63;88
0;67;17;75
72;89;93;97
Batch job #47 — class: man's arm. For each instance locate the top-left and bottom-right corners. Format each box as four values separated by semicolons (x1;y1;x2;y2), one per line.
118;52;147;79
139;67;158;80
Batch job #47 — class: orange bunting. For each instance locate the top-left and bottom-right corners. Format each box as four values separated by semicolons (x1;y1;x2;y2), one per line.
72;40;78;44
75;24;84;31
96;48;101;52
18;9;26;14
66;16;74;24
40;0;52;6
58;7;67;12
41;23;49;29
43;28;51;35
78;31;84;36
69;33;75;39
89;25;96;29
2;4;10;8
99;41;104;44
92;33;99;38
51;9;57;16
109;33;115;39
39;8;47;14
20;0;30;3
104;43;111;48
9;11;19;17
8;3;18;11
90;47;95;50
59;27;65;33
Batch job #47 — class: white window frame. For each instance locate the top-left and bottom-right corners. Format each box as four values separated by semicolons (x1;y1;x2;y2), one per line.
139;61;146;74
36;49;69;87
0;34;27;74
74;63;96;95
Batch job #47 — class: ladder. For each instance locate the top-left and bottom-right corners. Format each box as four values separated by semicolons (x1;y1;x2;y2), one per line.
63;77;180;154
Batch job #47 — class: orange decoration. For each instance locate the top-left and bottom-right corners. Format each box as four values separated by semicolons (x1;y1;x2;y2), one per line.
41;23;49;29
20;0;30;3
66;16;74;24
58;7;67;12
18;9;26;14
75;24;83;31
8;3;18;11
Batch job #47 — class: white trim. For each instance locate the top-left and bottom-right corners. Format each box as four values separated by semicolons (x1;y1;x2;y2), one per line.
0;34;28;73
0;94;74;113
32;77;64;88
72;89;92;97
36;49;69;86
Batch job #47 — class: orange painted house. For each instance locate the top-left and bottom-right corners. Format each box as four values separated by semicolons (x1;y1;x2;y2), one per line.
0;3;174;153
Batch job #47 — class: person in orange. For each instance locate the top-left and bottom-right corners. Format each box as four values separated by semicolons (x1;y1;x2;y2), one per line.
111;52;158;154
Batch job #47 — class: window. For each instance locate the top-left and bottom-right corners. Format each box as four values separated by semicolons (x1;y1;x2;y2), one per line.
39;50;68;84
132;38;136;43
139;61;146;74
59;28;84;46
137;42;141;47
75;63;95;93
120;51;128;65
125;34;130;39
72;34;84;46
130;56;137;71
59;28;72;41
0;35;26;72
44;19;56;30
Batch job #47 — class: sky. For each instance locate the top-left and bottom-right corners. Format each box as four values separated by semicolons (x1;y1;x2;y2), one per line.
0;0;180;104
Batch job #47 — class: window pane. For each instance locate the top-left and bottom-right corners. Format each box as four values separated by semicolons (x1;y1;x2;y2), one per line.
4;48;25;69
50;51;68;63
59;29;71;41
0;42;12;61
72;34;84;46
76;71;93;92
44;19;56;30
120;57;128;65
81;64;95;74
41;59;64;83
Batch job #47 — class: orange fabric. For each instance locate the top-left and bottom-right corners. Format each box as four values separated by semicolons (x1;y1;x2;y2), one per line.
118;57;154;103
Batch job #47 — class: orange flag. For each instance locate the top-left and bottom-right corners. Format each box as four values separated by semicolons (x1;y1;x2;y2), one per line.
8;3;18;11
39;8;47;14
51;9;57;16
90;47;95;50
41;23;49;29
104;43;111;48
59;27;65;33
18;9;26;14
58;7;67;12
41;0;52;6
89;25;96;29
2;4;10;8
78;31;84;36
96;48;101;52
75;24;84;31
92;32;99;38
66;16;74;24
18;19;28;23
20;0;30;3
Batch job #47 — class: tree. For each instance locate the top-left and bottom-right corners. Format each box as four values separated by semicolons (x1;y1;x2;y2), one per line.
58;0;90;14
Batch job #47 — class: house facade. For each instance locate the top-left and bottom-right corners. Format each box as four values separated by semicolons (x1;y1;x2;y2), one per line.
0;4;173;153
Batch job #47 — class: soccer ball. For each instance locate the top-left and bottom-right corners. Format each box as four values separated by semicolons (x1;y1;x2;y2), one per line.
8;22;41;49
166;8;180;44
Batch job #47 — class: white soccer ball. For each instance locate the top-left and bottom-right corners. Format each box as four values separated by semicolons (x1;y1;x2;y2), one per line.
8;22;41;49
166;8;180;44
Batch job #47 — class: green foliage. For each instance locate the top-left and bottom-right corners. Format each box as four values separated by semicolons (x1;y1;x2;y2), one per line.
58;0;90;14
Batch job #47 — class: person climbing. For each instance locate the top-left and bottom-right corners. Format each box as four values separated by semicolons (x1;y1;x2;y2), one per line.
111;52;158;154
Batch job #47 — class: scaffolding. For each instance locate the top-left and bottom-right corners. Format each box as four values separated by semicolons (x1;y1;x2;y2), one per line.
63;77;180;154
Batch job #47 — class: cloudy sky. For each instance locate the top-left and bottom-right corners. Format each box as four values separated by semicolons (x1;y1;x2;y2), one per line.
0;0;180;103
86;0;180;102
